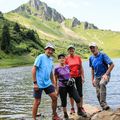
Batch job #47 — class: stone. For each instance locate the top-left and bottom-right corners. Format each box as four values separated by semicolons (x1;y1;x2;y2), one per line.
72;17;80;27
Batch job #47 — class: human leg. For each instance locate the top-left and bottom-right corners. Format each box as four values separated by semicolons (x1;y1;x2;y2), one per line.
32;89;42;120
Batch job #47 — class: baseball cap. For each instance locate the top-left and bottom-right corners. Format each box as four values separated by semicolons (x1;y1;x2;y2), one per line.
58;53;65;59
44;43;55;51
89;42;97;47
67;45;75;50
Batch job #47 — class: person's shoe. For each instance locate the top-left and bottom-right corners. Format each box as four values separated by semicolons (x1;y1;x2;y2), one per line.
52;113;61;120
77;108;87;117
64;112;69;119
70;108;75;114
81;107;86;113
102;105;110;110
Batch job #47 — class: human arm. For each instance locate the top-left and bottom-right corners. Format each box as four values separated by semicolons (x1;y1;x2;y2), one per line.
81;64;85;83
91;68;96;87
32;66;39;90
102;53;114;80
54;74;59;96
102;63;114;80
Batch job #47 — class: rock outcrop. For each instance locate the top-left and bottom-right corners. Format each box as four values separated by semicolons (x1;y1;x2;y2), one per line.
69;104;120;120
84;22;98;30
72;17;80;27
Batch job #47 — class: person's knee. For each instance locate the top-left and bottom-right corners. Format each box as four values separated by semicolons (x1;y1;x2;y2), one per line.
34;99;40;106
51;94;57;102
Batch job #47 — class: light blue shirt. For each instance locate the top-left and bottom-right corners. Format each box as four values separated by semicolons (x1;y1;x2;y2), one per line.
34;54;53;88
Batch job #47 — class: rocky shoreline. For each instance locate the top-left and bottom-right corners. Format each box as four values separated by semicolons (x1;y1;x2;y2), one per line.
69;104;120;120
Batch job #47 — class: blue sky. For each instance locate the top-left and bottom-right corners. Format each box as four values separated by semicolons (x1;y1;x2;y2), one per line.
0;0;120;31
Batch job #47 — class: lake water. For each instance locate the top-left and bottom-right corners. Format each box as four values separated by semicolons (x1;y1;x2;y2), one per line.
0;59;120;120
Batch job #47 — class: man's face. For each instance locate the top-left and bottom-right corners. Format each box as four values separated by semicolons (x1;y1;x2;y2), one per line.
89;46;98;55
68;48;75;55
45;47;54;57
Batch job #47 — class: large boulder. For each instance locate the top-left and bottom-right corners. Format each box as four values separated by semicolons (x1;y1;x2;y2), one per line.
91;108;120;120
72;17;80;27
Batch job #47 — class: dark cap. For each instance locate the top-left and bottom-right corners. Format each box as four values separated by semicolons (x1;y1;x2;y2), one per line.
58;54;65;59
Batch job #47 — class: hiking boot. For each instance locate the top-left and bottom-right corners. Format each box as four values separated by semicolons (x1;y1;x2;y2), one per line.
77;108;87;117
70;108;75;114
81;107;86;113
102;105;110;110
52;113;61;120
64;112;69;119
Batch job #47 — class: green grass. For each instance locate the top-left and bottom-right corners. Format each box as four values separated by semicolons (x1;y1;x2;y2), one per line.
1;12;120;68
64;19;120;57
0;54;34;68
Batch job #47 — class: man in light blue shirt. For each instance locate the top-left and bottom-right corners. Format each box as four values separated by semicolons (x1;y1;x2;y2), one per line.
89;42;114;110
32;43;60;120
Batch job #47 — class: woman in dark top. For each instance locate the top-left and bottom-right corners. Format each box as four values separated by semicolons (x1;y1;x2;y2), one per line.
54;54;87;119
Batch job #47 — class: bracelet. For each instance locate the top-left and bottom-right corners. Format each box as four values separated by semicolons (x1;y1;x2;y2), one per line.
33;81;37;84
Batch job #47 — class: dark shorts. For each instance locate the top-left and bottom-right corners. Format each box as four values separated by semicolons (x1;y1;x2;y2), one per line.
69;76;83;97
33;85;55;99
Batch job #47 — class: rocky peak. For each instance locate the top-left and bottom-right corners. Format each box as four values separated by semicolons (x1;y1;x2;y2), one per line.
28;0;44;10
72;17;80;27
12;0;65;23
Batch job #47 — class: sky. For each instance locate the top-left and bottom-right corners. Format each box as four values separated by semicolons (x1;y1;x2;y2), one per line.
0;0;120;31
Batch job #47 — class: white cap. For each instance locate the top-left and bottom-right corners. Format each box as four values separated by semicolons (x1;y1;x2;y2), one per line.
44;43;55;51
67;45;75;50
89;42;97;47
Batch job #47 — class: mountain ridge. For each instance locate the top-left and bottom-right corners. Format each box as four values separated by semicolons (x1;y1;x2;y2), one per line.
3;0;120;61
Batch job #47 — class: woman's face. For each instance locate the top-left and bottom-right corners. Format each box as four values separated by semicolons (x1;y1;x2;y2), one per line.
58;56;65;64
68;48;75;55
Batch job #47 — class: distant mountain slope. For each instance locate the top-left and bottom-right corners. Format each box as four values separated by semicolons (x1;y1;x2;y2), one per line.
4;0;120;58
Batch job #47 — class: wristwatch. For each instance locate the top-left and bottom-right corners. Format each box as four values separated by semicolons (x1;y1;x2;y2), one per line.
33;81;37;84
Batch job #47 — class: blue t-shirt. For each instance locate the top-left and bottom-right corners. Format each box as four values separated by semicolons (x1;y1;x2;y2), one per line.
34;54;53;88
89;52;113;78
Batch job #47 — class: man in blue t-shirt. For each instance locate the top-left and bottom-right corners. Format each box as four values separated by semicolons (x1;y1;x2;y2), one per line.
89;42;114;110
32;43;60;120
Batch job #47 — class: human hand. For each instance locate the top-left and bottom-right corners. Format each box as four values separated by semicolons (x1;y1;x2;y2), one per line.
81;76;85;84
34;84;39;91
92;79;96;87
102;74;108;80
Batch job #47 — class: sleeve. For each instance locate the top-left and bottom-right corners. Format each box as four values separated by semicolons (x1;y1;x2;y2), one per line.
54;67;58;75
34;55;42;67
102;53;113;65
89;57;92;67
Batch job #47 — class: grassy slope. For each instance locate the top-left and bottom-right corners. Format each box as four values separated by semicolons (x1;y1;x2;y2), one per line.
5;13;89;57
4;13;120;59
65;19;120;58
0;15;44;67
